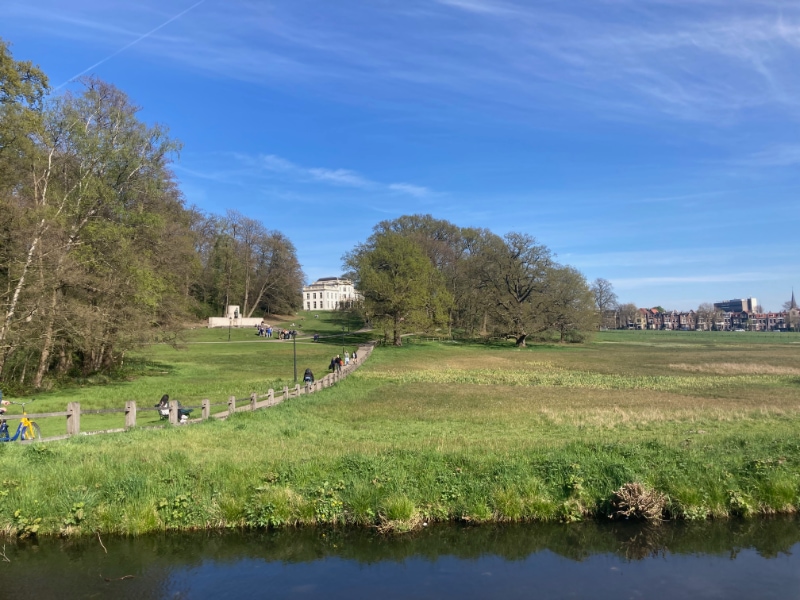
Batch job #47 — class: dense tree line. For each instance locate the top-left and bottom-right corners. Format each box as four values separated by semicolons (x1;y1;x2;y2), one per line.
344;215;598;346
0;41;302;390
191;210;303;318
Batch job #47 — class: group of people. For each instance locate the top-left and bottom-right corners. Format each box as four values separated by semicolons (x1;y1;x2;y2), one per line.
255;323;298;340
328;350;358;373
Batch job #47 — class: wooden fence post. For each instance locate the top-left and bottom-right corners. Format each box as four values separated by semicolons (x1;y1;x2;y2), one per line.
294;384;300;396
169;400;179;425
282;386;289;401
201;399;210;420
66;402;81;435
125;401;137;428
267;389;274;404
250;393;257;411
228;395;236;414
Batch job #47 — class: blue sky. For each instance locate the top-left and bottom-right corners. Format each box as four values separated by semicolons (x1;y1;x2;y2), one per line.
4;0;799;311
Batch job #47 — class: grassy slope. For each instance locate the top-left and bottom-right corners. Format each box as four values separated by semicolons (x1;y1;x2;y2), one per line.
5;311;367;436
1;324;799;535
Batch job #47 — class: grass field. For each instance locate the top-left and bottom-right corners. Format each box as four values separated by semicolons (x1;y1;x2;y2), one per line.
3;311;368;437
1;318;799;536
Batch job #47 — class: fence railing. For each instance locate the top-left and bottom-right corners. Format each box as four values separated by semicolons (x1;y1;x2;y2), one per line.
2;343;375;444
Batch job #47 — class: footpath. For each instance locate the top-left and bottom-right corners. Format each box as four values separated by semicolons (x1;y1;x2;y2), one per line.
10;342;376;444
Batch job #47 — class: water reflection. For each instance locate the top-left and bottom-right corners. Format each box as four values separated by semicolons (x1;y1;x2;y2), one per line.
4;519;800;599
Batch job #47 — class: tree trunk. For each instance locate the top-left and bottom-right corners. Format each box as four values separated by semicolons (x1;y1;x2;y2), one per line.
393;314;402;346
0;227;44;377
33;287;59;388
515;333;527;347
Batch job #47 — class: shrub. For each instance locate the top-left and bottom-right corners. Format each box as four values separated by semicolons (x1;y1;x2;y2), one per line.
610;483;666;522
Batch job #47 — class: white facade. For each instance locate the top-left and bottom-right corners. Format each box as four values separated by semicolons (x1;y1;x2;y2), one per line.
302;277;361;311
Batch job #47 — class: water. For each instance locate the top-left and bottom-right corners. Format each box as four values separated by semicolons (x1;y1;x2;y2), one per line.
3;519;800;599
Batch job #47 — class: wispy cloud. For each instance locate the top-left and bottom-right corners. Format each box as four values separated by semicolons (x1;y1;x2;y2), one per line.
307;168;372;188
433;0;517;16
612;272;782;289
235;154;434;198
54;0;207;89
17;0;800;125
742;144;800;167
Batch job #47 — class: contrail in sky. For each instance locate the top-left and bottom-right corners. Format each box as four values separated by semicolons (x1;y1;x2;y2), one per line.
55;0;206;90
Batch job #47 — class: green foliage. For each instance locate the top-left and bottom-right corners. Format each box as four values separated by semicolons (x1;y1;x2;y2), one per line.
345;232;452;345
13;509;42;538
157;494;198;528
62;502;85;528
381;494;416;521
313;481;345;523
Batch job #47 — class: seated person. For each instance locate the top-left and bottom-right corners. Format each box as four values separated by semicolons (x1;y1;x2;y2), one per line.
303;368;315;383
155;394;192;419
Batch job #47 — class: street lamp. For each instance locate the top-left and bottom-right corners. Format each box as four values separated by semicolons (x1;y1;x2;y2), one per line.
292;330;297;383
341;323;349;357
228;316;232;342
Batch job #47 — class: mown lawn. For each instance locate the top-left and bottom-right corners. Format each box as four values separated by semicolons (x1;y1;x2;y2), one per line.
1;326;799;535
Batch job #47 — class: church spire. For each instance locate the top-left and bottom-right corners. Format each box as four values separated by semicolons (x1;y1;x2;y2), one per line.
792;288;797;310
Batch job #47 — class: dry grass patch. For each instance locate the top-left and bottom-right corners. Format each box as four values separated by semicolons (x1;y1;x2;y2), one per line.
611;483;666;521
669;362;800;376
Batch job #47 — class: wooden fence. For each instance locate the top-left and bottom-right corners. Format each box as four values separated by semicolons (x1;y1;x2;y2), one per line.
3;343;375;444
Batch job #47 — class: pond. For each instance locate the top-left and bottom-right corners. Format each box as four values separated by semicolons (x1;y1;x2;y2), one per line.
3;519;800;599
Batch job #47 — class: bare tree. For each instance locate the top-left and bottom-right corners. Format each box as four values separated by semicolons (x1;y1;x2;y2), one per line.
591;278;618;329
617;303;639;329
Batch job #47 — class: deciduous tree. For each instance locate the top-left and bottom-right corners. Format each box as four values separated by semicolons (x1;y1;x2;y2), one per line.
344;232;452;346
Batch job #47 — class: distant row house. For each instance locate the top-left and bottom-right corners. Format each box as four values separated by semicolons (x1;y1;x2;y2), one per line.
632;308;699;331
624;292;799;332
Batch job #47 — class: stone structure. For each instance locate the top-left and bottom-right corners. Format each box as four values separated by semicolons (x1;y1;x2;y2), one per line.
208;305;264;328
302;277;361;311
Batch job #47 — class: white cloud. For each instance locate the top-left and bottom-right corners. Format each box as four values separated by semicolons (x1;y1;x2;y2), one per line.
13;0;800;124
433;0;516;16
307;168;372;188
743;144;800;167
248;154;434;197
388;183;432;197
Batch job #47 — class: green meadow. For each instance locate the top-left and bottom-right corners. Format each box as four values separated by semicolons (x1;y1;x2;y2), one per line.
1;315;799;536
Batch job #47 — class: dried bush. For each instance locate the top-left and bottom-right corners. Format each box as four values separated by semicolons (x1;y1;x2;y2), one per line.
611;483;666;522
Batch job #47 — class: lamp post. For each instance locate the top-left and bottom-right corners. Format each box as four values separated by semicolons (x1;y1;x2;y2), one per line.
228;316;232;342
342;323;349;357
292;330;297;383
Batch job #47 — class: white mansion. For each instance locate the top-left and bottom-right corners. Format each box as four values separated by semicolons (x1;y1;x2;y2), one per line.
302;277;361;311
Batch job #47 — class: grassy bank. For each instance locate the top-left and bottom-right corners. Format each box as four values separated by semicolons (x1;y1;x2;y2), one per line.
1;326;799;536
